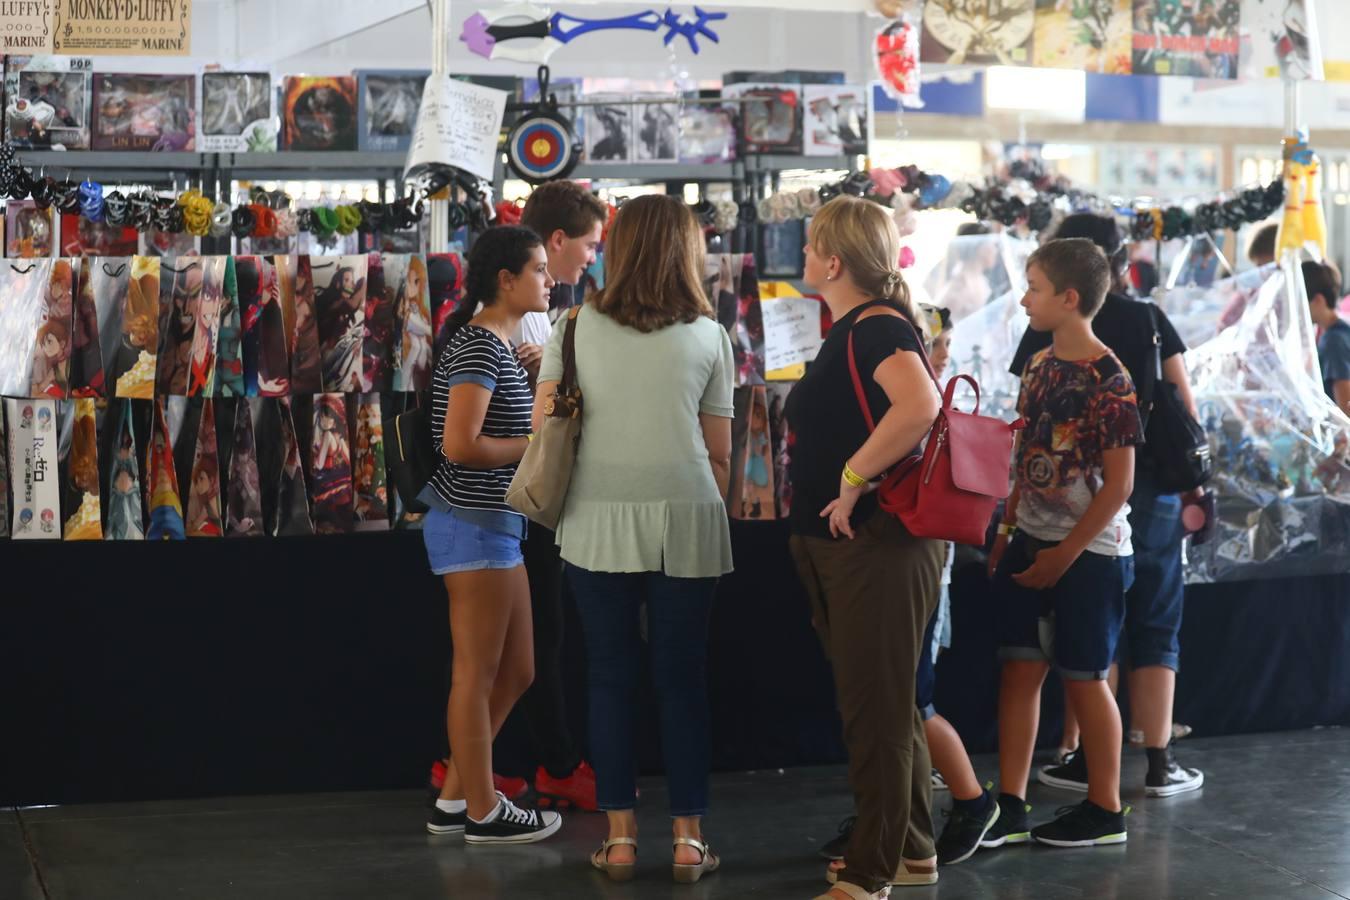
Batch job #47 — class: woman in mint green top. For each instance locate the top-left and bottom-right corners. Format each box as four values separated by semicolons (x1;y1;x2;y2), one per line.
533;195;733;884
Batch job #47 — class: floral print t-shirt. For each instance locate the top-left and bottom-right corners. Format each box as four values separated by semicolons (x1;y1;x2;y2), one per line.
1015;347;1143;557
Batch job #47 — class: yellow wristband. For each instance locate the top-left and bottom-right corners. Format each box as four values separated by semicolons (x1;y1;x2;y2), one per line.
997;523;1017;537
842;463;868;489
526;433;534;443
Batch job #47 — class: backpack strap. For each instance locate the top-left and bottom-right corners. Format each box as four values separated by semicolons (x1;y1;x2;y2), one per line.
845;302;942;433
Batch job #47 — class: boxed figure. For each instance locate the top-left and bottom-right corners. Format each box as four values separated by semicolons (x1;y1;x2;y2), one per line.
92;73;196;151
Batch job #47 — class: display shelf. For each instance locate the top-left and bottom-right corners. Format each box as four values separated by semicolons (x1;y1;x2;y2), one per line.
220;151;409;171
744;155;858;173
12;150;210;171
569;162;739;183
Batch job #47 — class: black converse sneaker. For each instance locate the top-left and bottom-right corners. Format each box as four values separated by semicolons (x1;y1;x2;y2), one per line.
1145;745;1204;797
936;791;1000;865
1038;749;1089;792
980;793;1031;848
818;815;856;860
1031;801;1127;848
465;792;563;845
426;804;467;835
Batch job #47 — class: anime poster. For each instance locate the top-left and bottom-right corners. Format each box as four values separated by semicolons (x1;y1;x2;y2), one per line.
290;255;323;394
156;257;204;396
63;398;103;540
720;83;803;156
145;398;186;541
363;253;395;392
921;0;1036;65
633;95;680;164
352;394;390;531
1242;0;1322;81
803;86;869;157
1131;0;1241;78
185;398;224;538
200;71;277;153
274;254;299;352
7;398;61;539
5;200;54;258
356;70;427;152
255;258;290;397
766;382;793;519
427;253;466;349
112;257;160;399
388;254;433;392
227;398;264;537
3;57;92;150
282;76;357;151
0;407;8;538
0;259;51;395
30;258;75;399
584;95;633;163
737;385;776;520
313;255;368;393
215;257;245;397
70;257;109;398
59;214;139;258
105;401;144;541
1033;0;1133;74
735;255;766;386
92;73;196;151
310;394;354;534
274;397;315;536
188;257;228;397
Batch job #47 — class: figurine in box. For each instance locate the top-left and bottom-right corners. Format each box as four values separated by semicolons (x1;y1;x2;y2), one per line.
803;85;869;157
92;74;196;151
283;76;358;151
356;70;428;152
721;83;803;156
200;71;277;153
3;57;91;150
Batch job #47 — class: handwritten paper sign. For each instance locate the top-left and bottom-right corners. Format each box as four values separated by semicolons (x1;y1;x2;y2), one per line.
405;75;508;182
761;291;823;378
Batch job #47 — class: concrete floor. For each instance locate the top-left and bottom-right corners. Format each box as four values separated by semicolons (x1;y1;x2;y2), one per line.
8;728;1350;899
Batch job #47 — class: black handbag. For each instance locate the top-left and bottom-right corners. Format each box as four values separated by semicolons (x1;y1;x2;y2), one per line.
384;401;435;514
1144;305;1214;494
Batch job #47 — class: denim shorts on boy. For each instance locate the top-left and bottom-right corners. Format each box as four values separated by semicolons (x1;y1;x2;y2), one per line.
1119;469;1184;671
994;533;1134;680
422;507;525;575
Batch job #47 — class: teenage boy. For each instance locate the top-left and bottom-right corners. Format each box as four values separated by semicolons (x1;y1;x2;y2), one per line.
427;181;605;829
1305;260;1350;417
986;238;1142;848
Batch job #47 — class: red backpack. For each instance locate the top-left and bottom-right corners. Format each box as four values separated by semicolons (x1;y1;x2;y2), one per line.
847;307;1023;546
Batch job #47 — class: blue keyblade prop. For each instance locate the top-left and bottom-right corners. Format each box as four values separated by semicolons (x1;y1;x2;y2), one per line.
550;11;663;44
662;7;727;53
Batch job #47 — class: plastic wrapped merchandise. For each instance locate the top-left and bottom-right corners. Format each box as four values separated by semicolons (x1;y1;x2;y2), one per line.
1183;258;1350;583
0;258;54;396
922;232;1034;326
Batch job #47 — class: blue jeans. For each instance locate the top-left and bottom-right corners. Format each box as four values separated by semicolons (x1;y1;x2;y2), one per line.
567;566;717;817
1123;472;1185;672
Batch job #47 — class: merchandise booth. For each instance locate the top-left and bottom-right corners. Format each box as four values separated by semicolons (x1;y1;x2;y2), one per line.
3;0;1350;806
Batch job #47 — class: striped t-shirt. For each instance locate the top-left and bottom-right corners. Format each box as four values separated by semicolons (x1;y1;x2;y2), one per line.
426;325;532;517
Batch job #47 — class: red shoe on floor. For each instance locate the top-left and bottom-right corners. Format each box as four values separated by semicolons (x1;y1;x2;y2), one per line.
426;760;529;804
535;761;599;812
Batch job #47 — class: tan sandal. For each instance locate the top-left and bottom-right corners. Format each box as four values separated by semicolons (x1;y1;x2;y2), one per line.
813;881;891;899
672;836;720;884
590;837;637;882
826;857;938;887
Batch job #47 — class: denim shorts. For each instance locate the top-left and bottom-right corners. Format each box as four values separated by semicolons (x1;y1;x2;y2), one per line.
994;534;1134;681
422;508;525;575
1121;474;1185;671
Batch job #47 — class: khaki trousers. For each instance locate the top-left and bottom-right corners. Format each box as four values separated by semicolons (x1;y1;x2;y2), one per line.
791;512;944;894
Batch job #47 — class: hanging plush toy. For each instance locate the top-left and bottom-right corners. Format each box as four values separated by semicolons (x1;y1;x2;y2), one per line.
875;14;923;107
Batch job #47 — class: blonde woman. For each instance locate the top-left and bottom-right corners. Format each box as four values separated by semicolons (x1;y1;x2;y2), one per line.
534;194;734;884
785;196;944;900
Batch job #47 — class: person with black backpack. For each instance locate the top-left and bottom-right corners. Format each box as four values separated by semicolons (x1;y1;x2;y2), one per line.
1009;213;1206;800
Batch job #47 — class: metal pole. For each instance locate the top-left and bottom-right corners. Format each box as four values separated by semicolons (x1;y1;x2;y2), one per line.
428;0;450;254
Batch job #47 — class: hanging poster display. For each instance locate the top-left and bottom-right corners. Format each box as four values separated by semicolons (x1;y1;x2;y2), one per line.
274;397;314;536
390;254;433;392
1131;0;1240;78
52;1;191;55
290;255;323;394
363;254;395;393
185;398;223;537
0;259;51;396
313;255;368;393
113;256;160;399
352;394;389;531
106;401;144;541
156;257;203;396
188;257;227;397
737;385;776;521
7;398;60;540
227;398;264;537
216;257;245;397
310;393;354;534
63;398;102;540
145;398;185;540
70;257;107;398
30;258;75;399
921;0;1036;65
1033;0;1132;74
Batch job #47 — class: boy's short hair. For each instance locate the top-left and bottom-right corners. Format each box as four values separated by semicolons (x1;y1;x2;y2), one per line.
1302;260;1341;307
1028;238;1111;318
1248;223;1279;264
521;181;608;240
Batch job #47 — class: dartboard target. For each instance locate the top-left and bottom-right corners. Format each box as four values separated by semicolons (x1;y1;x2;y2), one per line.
507;111;581;184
